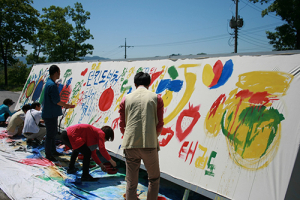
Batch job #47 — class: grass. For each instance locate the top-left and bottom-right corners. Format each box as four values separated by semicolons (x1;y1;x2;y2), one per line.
0;85;23;92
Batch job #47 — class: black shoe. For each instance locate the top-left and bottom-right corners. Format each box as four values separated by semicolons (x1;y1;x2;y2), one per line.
81;174;97;182
67;167;79;174
53;151;63;156
46;155;57;162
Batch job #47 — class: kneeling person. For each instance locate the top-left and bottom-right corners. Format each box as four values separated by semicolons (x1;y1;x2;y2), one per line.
7;104;31;137
61;124;117;181
23;102;46;145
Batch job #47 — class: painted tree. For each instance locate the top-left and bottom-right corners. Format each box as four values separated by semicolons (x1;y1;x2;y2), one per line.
250;0;300;50
0;0;39;85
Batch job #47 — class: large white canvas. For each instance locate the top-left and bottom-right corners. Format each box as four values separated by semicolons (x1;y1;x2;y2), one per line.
16;53;300;200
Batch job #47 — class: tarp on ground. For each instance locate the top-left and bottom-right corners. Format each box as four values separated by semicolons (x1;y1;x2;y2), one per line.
16;51;300;200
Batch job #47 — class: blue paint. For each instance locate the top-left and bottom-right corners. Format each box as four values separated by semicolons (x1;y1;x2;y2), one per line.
66;78;72;87
210;59;234;89
156;79;183;94
167;79;183;92
32;80;44;101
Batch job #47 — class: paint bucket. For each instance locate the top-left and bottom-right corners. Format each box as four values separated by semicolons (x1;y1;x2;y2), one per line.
103;162;118;174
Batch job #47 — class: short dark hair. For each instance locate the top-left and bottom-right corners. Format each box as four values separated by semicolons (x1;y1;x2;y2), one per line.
49;65;60;76
31;102;40;109
3;98;14;106
101;126;114;141
21;104;31;112
134;72;151;87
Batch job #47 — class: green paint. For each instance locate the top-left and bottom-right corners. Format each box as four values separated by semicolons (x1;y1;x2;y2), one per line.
120;68;128;81
168;66;178;80
205;151;217;177
63;69;72;84
71;80;83;99
136;67;143;73
222;105;284;158
89;115;97;124
121;79;132;93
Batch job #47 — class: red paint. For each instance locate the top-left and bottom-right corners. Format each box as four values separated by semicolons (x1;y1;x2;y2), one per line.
99;87;114;111
91;116;102;126
176;103;201;142
209;60;223;87
81;68;88;76
83;82;86;86
208;94;226;119
111;117;120;130
20;158;54;166
159;127;174;147
60;85;72;103
150;70;164;86
235;89;253;100
178;141;189;159
249;91;271;105
185;141;198;164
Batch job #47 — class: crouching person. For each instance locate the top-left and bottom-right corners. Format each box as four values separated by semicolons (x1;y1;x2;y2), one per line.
7;104;31;137
23;102;46;145
60;124;117;181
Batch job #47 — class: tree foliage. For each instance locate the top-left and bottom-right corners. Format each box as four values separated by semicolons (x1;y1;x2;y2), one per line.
0;0;39;85
28;2;94;64
250;0;300;50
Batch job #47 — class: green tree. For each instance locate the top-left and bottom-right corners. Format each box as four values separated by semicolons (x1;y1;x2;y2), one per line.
0;0;39;85
40;5;73;62
8;61;31;87
69;2;94;61
250;0;300;50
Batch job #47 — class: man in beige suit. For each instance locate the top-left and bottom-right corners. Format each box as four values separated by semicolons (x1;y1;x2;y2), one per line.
119;72;164;200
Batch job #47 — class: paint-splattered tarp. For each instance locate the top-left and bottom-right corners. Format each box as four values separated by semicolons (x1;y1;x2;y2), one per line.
0;128;169;200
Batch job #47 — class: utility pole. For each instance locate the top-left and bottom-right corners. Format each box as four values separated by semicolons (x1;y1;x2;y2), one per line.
229;0;243;53
119;38;133;59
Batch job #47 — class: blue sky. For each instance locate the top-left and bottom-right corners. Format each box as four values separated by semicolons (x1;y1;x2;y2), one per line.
31;0;284;59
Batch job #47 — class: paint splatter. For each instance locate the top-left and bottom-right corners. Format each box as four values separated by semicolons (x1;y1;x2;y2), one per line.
99;87;114;112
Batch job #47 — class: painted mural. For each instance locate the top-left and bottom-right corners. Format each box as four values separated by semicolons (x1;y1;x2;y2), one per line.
15;53;300;200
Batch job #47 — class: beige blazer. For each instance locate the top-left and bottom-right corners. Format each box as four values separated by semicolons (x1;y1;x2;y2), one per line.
121;87;159;149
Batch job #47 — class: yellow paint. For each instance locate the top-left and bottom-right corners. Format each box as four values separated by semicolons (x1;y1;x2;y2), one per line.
160;65;167;79
162;90;173;107
127;67;135;79
195;144;208;169
64;92;80;125
236;71;294;95
91;63;96;70
114;91;126;111
164;64;199;125
202;64;214;87
105;117;109;123
95;62;101;71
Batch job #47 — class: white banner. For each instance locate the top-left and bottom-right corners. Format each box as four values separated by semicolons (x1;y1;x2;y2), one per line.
16;53;300;200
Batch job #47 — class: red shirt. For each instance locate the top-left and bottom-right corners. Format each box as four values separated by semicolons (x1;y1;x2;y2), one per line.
66;124;111;165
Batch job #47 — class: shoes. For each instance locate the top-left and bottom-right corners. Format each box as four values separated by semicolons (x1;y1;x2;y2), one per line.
27;138;41;147
0;122;7;127
67;167;79;174
53;151;63;156
45;155;57;162
81;174;97;182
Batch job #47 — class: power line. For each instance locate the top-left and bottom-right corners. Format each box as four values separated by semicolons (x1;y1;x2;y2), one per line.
119;38;133;59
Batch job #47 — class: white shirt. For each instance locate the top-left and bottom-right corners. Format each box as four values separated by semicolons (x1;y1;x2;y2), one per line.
23;109;42;134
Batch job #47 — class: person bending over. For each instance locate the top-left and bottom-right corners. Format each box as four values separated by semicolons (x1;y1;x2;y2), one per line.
23;102;46;145
0;99;16;127
7;104;31;137
60;124;117;181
